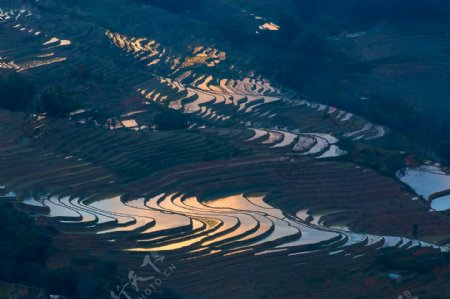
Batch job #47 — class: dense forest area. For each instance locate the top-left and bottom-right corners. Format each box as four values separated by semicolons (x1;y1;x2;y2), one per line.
0;72;82;117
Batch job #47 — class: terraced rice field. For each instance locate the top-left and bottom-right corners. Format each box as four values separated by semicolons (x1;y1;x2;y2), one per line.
1;0;450;298
110;29;386;148
0;0;387;156
0;10;69;71
0;102;442;296
399;164;450;211
0;108;448;297
25;189;445;255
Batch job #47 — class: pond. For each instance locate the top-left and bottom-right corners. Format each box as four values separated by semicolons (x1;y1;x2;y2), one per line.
398;165;450;198
430;194;450;211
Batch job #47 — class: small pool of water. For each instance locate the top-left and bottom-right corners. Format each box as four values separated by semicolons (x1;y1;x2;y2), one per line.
431;195;450;211
398;165;450;198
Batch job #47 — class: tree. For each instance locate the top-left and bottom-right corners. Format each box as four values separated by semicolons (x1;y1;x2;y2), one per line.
412;224;419;238
40;86;83;118
0;72;35;112
152;109;188;130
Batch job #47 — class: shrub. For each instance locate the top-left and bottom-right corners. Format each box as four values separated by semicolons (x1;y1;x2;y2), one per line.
152;108;188;130
40;86;83;118
0;72;35;112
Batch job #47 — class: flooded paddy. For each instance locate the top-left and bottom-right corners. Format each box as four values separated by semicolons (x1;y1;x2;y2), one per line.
430;195;450;211
398;165;450;198
22;191;446;256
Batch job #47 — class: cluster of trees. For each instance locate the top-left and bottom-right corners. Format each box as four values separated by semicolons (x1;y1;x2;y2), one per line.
0;201;52;286
40;86;83;118
152;107;188;130
377;247;450;276
0;202;110;298
329;91;450;163
0;72;83;117
433;122;450;163
339;140;406;177
0;72;35;112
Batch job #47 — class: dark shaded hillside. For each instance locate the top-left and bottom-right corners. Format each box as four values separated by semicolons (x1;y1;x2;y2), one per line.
0;200;121;298
0;201;52;286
